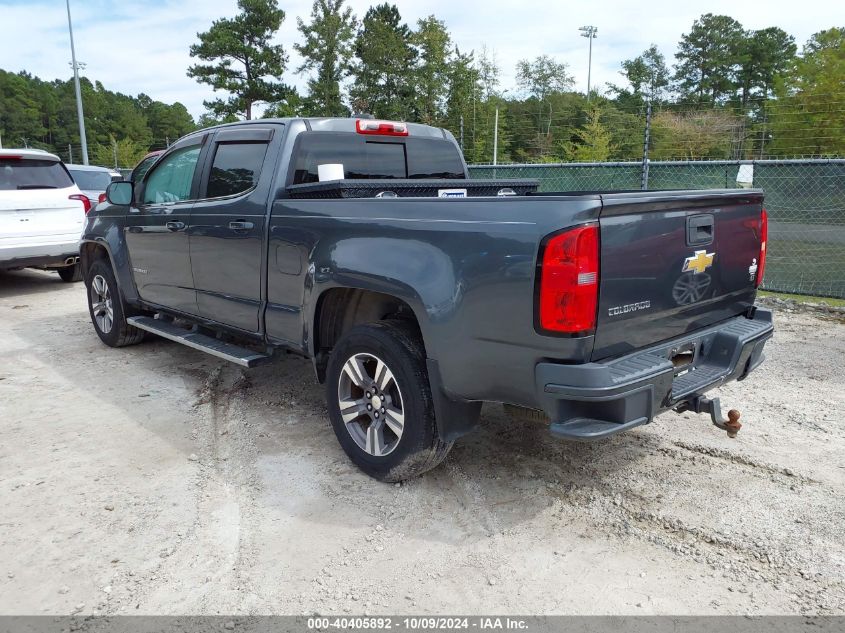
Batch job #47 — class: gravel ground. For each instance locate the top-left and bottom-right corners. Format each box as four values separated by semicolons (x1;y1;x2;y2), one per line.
0;268;843;616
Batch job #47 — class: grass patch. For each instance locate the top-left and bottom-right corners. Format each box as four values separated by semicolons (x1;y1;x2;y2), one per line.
758;290;845;307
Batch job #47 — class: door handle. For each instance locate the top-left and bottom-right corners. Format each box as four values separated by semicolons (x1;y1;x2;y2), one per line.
229;221;254;231
165;221;185;231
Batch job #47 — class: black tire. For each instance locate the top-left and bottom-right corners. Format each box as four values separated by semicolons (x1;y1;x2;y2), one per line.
85;259;145;347
58;263;83;283
325;320;452;482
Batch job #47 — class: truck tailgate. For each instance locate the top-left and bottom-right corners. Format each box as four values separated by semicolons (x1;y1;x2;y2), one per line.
592;189;764;361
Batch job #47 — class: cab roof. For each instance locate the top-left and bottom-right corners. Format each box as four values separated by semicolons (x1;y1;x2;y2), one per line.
195;117;448;140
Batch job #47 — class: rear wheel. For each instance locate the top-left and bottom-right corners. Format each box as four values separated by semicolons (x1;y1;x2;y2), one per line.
86;259;144;347
325;321;452;482
58;263;82;283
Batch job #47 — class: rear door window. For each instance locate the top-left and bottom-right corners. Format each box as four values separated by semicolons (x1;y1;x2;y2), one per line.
206;142;268;198
0;158;74;190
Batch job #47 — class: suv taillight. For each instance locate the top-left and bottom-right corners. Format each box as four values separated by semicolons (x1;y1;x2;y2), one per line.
69;193;91;214
537;223;599;334
756;208;768;288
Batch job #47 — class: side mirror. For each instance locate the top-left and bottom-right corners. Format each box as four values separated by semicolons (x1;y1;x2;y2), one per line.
106;181;133;205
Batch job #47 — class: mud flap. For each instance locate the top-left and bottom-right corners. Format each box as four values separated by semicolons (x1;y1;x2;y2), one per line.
426;358;482;443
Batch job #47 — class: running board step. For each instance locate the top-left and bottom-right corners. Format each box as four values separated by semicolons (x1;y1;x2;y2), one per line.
127;316;271;368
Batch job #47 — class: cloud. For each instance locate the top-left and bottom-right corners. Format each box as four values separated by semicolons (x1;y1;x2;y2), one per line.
0;0;832;120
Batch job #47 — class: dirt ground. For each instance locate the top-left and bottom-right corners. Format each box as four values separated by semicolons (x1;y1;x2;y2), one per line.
1;268;843;616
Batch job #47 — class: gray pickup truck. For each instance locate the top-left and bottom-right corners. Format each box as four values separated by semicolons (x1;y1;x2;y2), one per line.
81;117;773;481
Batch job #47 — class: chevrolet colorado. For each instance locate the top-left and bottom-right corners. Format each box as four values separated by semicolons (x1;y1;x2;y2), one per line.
81;117;773;481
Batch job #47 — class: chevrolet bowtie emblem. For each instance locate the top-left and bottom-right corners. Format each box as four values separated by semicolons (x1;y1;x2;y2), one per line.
682;250;715;274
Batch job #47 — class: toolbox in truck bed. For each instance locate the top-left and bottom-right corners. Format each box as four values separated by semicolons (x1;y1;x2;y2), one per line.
285;178;539;199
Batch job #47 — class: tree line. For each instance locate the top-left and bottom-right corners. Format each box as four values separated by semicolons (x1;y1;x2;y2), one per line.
1;0;842;166
0;70;195;166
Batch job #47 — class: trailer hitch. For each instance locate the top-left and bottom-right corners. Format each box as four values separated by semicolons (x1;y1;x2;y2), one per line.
689;396;742;438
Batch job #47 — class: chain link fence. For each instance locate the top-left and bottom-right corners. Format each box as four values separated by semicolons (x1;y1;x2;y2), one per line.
469;159;845;299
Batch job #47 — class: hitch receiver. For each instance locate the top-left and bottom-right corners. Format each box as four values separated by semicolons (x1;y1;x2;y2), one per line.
689;396;742;438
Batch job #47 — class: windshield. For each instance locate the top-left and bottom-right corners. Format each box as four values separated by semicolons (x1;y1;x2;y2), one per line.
132;155;159;182
69;169;115;191
0;158;74;191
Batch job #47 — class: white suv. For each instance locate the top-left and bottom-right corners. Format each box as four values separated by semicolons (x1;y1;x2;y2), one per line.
0;149;88;282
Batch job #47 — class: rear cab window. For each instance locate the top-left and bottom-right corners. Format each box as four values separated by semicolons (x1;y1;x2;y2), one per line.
291;133;465;184
0;157;74;191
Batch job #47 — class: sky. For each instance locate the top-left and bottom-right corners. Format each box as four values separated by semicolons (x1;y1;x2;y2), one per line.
0;0;839;119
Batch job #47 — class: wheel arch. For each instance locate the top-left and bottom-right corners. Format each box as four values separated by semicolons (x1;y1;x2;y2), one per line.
311;285;481;443
79;238;140;305
311;286;423;383
79;240;112;278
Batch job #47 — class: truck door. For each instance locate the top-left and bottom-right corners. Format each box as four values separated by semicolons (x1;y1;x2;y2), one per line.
188;127;276;334
125;136;208;314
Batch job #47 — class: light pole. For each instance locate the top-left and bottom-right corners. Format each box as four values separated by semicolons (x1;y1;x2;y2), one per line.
579;25;598;102
66;0;89;165
493;89;509;166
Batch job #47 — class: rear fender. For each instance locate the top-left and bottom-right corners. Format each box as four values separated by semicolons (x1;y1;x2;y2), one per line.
306;237;481;441
305;236;460;358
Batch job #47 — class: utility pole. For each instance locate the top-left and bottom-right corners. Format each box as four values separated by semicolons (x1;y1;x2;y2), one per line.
459;116;464;152
641;101;652;191
113;139;118;169
579;26;598;102
493;107;499;166
66;0;89;165
68;144;73;164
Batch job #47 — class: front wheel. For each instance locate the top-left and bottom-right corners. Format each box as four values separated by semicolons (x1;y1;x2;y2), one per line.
85;259;145;347
325;321;452;482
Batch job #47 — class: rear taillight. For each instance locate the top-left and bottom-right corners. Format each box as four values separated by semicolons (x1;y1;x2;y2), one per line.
537;223;599;334
98;192;107;204
69;193;91;214
355;119;409;136
756;208;768;288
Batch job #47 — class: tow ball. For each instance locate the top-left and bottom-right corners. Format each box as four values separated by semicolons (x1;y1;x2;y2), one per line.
689;396;742;438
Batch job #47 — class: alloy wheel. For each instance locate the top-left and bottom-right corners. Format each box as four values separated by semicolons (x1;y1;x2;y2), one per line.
90;274;114;334
336;352;405;456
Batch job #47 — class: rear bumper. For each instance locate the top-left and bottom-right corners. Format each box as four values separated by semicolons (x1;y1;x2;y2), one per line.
0;236;81;269
535;308;774;440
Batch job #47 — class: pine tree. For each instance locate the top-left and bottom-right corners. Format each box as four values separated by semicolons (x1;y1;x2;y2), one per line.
187;0;291;120
295;0;357;116
349;4;416;119
412;16;451;125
